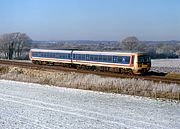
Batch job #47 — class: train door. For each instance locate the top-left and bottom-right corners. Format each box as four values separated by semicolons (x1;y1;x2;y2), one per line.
131;55;135;66
134;55;138;72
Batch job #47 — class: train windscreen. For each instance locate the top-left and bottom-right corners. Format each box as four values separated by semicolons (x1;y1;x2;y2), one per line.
138;55;151;64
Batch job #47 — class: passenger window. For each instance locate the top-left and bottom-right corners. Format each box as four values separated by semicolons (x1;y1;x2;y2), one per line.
113;56;118;63
86;54;89;61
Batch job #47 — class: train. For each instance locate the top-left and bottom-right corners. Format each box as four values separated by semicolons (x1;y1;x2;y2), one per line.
29;49;151;74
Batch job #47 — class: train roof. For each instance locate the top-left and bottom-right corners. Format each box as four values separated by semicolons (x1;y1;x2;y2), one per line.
30;49;72;53
30;49;147;55
73;50;146;55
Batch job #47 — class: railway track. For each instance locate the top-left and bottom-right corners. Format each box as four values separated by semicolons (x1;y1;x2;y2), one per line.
0;59;180;84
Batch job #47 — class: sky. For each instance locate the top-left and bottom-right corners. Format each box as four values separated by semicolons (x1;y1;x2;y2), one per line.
0;0;179;41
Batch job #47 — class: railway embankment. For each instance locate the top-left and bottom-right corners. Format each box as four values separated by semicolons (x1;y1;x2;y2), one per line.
0;65;180;100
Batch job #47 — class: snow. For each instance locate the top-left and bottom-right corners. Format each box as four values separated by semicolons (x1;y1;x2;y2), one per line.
152;59;180;68
151;59;180;73
0;80;180;129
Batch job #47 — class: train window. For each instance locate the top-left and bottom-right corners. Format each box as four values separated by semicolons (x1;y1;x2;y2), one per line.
86;54;90;61
73;54;75;59
56;53;60;58
47;53;49;57
41;52;44;57
89;55;93;61
37;52;40;57
88;55;93;61
106;56;112;63
48;53;50;58
101;55;104;62
64;53;67;59
67;54;71;59
80;54;83;60
61;53;64;59
82;54;86;60
77;54;81;60
118;56;122;63
61;53;65;59
109;56;130;64
74;54;77;60
37;52;42;57
77;54;80;60
94;55;98;61
101;55;106;62
60;53;64;59
81;54;84;60
52;53;55;58
99;55;103;62
32;52;34;56
65;53;68;59
51;53;54;58
32;52;37;57
74;54;81;60
138;55;151;64
121;56;130;64
54;53;59;58
106;55;111;62
43;52;46;57
48;53;51;58
113;56;118;63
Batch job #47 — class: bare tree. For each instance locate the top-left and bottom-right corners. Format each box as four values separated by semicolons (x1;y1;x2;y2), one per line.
121;36;139;51
0;32;32;59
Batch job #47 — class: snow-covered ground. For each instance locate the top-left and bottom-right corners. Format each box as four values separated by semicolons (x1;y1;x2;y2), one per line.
151;59;180;73
0;80;180;129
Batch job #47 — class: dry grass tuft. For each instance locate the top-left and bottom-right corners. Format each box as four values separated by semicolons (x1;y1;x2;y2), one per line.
166;72;180;79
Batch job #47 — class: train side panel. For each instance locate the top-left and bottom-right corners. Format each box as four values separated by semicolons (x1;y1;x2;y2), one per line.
29;49;151;74
30;49;72;64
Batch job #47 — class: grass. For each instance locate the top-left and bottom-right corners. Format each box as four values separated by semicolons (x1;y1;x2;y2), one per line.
166;73;180;79
0;65;179;100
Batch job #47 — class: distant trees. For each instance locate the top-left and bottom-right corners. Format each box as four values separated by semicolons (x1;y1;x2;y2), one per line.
120;36;180;58
0;32;32;59
154;43;179;58
121;36;139;51
1;33;176;60
121;36;147;52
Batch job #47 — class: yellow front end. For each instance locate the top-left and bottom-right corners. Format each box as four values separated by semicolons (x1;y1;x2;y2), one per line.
134;54;151;74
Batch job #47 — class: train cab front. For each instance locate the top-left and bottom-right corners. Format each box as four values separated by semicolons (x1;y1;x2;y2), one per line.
136;55;151;74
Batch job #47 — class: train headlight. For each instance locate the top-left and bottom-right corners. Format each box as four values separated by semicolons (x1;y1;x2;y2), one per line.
138;64;142;67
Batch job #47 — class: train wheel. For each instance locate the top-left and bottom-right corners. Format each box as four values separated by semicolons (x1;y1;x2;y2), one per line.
127;69;133;75
32;60;36;64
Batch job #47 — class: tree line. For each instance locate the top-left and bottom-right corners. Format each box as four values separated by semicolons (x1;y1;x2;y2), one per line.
120;36;180;58
0;32;179;60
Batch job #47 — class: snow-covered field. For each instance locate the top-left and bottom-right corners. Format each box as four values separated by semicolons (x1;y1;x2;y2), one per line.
0;80;179;129
151;59;180;73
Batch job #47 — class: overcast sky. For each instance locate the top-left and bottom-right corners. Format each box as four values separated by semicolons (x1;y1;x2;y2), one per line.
0;0;179;41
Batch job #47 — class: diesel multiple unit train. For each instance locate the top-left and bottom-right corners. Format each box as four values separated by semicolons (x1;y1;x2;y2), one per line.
29;49;151;74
